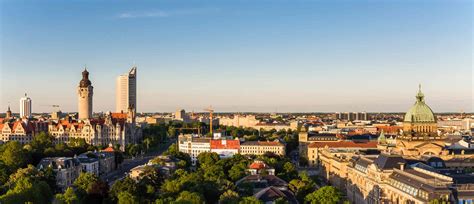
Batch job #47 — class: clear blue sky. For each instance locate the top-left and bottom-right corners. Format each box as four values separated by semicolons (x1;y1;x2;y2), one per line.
0;0;472;113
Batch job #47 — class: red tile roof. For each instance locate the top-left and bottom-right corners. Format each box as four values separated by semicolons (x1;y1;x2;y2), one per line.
249;160;271;170
111;113;127;119
102;146;115;152
308;141;378;149
210;139;240;149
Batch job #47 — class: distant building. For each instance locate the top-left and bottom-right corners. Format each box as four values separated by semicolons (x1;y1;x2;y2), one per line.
0;120;48;144
20;93;32;119
240;141;285;156
77;157;99;176
48;110;142;150
37;157;82;190
116;66;137;114
335;111;367;121
307;140;378;166
78;68;93;120
178;134;211;165
210;139;240;158
396;85;446;156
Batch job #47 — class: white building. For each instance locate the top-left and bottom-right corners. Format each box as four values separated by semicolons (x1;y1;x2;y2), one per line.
77;157;99;176
116;66;137;114
19;93;32;119
178;134;211;165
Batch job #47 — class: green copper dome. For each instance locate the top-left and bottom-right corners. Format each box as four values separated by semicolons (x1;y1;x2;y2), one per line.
403;85;436;123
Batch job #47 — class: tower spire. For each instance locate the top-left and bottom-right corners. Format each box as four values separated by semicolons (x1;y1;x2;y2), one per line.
416;84;424;102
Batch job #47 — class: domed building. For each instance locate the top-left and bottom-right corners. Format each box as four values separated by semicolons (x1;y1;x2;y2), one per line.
401;85;437;137
395;85;447;156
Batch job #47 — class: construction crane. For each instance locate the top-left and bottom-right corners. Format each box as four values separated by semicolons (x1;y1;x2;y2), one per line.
204;106;214;135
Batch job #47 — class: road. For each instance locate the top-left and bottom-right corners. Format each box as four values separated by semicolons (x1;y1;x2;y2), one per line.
102;140;174;186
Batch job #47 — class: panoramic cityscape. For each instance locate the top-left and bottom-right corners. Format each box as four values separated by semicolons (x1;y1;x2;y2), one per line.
0;0;473;204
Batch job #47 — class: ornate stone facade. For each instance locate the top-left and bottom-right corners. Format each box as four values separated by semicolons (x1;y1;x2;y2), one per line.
49;110;142;150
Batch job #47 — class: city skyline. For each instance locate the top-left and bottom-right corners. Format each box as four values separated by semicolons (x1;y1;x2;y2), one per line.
1;0;473;113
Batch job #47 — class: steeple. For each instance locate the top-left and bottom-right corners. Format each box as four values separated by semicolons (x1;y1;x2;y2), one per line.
416;84;424;103
6;104;12;119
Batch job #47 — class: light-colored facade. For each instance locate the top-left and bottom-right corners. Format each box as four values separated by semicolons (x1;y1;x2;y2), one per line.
116;66;137;114
0;120;48;144
20;93;32;119
78;68;93;120
219;115;260;128
48;111;142;150
77;157;99;176
178;134;211;165
240;141;285;156
37;157;82;191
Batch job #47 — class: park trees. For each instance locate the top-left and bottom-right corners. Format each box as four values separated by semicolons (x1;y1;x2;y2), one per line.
305;186;342;204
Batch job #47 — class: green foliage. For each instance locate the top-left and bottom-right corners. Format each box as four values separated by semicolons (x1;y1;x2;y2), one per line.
219;190;240;204
55;187;79;204
305;186;342;204
110;177;139;202
118;191;139;204
72;172;109;203
197;152;220;168
74;172;99;192
174;191;204;204
239;196;263;204
0;141;29;171
0;177;52;204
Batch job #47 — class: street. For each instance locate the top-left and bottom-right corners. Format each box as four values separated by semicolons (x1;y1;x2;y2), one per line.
102;140;174;186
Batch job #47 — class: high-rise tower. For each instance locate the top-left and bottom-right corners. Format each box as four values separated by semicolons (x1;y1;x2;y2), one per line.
116;66;137;114
78;68;93;120
20;93;32;119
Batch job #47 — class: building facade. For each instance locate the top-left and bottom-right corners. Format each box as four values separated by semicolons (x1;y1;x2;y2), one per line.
396;85;447;156
0;120;48;144
48;110;142;150
240;141;285;156
37;157;82;191
178;134;211;165
20;93;32;119
116;66;137;114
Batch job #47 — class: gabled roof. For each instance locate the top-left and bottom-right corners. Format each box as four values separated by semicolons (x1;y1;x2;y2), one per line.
254;186;298;204
374;154;405;170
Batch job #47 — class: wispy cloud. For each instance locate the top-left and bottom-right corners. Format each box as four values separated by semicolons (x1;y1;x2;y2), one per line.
117;8;220;19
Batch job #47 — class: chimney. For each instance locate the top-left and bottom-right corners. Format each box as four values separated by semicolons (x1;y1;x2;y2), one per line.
398;162;405;171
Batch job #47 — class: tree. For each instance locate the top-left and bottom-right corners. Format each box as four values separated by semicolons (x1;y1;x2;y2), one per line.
305;186;342;204
219;190;240;204
228;163;247;181
239;196;262;204
197;152;220;168
175;191;204;204
0;177;52;204
31;132;54;151
0;141;29;171
110;177;139;202
55;187;79;204
118;191;138;204
74;172;99;193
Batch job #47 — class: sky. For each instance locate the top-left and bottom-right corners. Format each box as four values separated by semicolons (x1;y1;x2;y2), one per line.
0;0;472;113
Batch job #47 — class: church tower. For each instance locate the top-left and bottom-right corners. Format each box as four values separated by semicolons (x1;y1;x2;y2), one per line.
78;68;93;120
